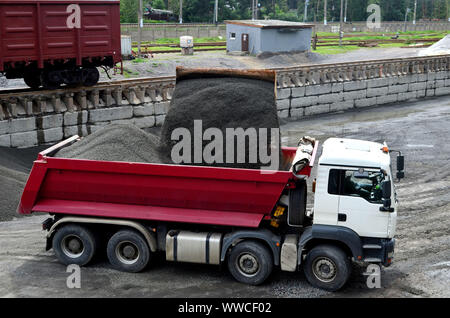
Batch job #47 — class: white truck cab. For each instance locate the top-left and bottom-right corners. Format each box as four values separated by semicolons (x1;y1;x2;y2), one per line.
314;138;397;238
300;138;402;268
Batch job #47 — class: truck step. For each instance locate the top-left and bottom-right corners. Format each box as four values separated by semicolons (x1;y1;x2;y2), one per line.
363;244;382;249
364;257;382;263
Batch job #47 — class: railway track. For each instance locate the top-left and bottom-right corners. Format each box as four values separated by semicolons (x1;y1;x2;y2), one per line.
0;55;449;100
0;75;175;98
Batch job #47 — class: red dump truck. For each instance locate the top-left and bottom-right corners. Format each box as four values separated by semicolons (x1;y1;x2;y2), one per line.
18;134;403;291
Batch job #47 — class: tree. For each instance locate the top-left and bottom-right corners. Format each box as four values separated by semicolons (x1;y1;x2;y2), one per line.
121;0;139;23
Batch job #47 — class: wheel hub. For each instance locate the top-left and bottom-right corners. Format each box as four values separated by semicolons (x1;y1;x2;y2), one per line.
238;254;259;276
61;235;85;258
116;241;140;265
313;257;337;282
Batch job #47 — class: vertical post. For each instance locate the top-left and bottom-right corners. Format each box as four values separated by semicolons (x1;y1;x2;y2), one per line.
179;0;183;24
344;0;348;23
339;0;343;46
138;0;143;54
304;0;309;22
214;0;218;24
324;0;327;25
252;0;254;20
413;0;417;25
404;8;409;32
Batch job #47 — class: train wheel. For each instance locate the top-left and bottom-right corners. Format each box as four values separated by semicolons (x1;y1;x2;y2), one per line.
82;67;99;86
24;73;41;89
41;72;61;89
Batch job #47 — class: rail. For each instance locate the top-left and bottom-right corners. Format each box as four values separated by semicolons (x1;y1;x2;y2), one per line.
0;54;449;120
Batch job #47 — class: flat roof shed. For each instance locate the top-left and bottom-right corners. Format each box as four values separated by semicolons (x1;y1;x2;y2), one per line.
225;20;314;55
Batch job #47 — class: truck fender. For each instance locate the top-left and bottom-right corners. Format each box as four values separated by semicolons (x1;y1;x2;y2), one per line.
46;216;157;252
220;229;281;266
298;225;363;264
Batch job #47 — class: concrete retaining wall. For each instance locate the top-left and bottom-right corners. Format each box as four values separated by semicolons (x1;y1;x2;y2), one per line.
276;71;450;119
0;101;170;148
1;55;449;148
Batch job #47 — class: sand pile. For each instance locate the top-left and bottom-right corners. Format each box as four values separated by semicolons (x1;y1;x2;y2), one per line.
56;124;166;164
419;34;450;56
160;76;280;169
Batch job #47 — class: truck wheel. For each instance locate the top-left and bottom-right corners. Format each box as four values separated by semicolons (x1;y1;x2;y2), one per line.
303;244;352;291
107;229;150;273
227;241;273;285
52;224;97;266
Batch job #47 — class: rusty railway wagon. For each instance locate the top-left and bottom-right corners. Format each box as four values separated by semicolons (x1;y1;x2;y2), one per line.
0;0;121;88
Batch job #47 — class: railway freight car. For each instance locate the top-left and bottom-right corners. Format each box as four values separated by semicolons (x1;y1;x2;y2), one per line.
0;0;121;88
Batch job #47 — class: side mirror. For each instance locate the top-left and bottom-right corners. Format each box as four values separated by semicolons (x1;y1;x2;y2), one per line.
396;155;405;179
380;180;394;212
381;180;391;199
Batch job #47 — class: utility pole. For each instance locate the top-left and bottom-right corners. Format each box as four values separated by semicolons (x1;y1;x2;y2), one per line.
214;0;218;24
252;0;255;20
138;0;143;54
404;7;410;32
344;0;348;23
413;0;417;25
179;0;183;24
324;0;327;25
304;0;309;22
339;0;343;46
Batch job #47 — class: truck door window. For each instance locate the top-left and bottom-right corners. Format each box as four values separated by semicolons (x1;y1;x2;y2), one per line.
328;169;384;203
342;170;384;203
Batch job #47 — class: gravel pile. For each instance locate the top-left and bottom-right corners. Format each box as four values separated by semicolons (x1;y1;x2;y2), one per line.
160;76;280;169
0;146;47;222
0;165;28;221
56;124;166;164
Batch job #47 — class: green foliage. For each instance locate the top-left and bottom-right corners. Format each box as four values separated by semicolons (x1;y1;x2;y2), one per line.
120;0;138;23
121;0;449;23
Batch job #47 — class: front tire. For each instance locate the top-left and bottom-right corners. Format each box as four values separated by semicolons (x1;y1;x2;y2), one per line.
52;224;97;266
227;241;273;285
303;244;352;291
107;229;151;273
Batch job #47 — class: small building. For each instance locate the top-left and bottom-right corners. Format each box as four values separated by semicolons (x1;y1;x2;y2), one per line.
225;20;314;55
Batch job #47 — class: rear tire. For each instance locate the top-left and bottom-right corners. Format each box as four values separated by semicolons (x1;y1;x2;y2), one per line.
52;224;97;266
227;241;273;285
303;244;352;291
107;229;150;273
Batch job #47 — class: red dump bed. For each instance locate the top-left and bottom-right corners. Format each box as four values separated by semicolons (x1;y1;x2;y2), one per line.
0;0;121;72
18;136;317;228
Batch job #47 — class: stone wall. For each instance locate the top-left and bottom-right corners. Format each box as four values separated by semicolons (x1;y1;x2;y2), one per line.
276;71;450;119
1;55;449;148
0;81;173;148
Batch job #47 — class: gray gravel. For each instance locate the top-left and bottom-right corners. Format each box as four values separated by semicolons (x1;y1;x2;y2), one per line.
56;123;166;164
160;76;280;169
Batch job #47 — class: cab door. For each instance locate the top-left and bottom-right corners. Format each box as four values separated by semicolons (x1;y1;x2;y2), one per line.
336;169;390;238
